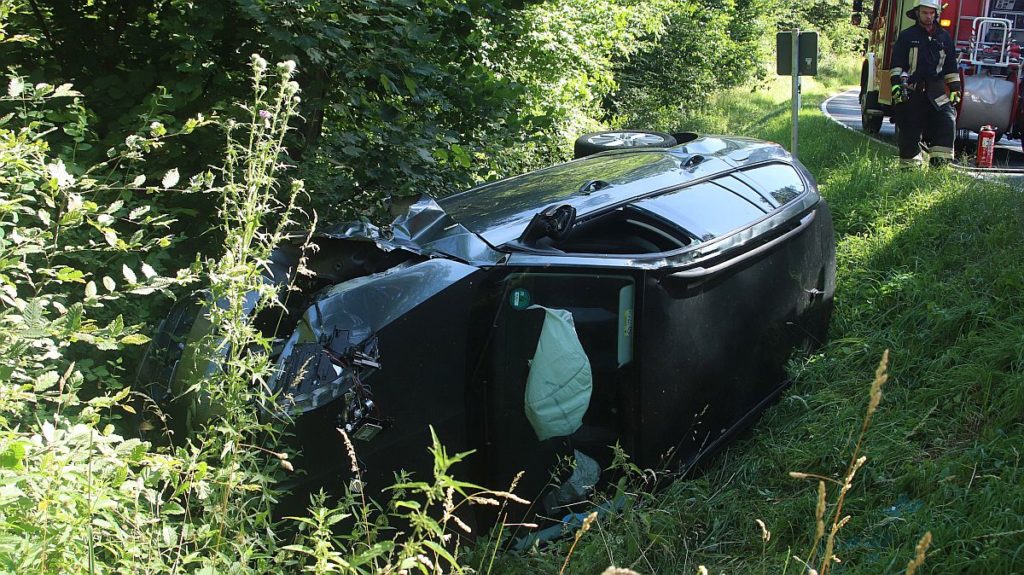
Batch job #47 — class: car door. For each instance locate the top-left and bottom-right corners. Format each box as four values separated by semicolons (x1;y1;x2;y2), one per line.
475;267;640;520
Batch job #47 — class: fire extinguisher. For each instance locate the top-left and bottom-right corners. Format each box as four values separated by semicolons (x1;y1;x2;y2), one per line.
976;125;996;168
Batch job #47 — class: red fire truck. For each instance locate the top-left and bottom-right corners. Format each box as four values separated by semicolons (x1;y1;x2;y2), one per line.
857;0;1024;148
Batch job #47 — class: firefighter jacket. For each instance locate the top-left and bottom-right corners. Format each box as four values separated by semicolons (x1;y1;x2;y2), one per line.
890;24;959;97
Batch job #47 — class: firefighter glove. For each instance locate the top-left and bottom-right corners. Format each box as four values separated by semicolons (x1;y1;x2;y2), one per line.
891;82;907;104
949;82;963;105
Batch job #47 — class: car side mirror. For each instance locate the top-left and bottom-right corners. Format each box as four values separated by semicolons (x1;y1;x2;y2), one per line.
520;204;577;246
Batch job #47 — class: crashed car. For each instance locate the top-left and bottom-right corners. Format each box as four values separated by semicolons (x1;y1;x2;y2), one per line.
137;131;835;524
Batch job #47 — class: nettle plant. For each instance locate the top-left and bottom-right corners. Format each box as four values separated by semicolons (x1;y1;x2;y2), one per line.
0;47;319;571
0;70;214;574
0;49;517;573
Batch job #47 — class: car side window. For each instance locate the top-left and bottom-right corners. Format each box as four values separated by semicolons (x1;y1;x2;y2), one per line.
630;180;768;242
535;206;692;255
488;273;636;443
734;163;806;206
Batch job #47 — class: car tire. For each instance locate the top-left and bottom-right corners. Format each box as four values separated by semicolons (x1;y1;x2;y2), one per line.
861;91;883;134
573;130;677;158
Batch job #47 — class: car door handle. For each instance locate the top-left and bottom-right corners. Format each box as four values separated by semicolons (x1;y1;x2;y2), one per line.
667;211;816;280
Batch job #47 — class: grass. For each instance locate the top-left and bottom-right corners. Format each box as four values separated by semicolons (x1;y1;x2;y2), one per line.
480;56;1024;573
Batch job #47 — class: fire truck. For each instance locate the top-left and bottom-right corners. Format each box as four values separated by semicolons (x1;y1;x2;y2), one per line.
857;0;1024;148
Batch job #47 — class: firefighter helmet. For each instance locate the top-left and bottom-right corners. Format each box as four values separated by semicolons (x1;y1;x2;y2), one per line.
906;0;942;20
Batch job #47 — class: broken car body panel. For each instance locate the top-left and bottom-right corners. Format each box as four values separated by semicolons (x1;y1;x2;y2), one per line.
271;259;480;414
318;196;504;265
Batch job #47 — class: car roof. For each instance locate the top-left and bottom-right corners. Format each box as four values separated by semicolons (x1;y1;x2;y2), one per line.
437;135;792;247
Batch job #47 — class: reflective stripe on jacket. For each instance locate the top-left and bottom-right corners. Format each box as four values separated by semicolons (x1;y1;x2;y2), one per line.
890;24;958;87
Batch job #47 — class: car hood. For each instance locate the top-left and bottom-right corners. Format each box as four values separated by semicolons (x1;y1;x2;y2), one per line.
320;135;792;264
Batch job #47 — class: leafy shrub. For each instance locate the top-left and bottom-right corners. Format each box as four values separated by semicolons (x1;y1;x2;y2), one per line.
0;43;205;575
0;35;524;572
0;0;680;230
608;0;773;129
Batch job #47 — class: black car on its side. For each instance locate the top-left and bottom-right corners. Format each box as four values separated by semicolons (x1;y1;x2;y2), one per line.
137;131;835;525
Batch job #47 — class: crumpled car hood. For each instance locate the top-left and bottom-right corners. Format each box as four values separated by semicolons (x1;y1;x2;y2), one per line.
318;196;505;266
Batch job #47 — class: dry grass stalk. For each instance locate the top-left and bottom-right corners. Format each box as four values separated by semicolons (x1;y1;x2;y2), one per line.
794;480;827;567
866;349;889;429
789;351;889;574
440;486;474;534
814;480;827;542
508;470;524;493
819;352;889;574
559;511;599;575
904;531;932;575
336;427;371;548
337;427;360;475
488;490;530;505
601;568;641;575
755;518;771;543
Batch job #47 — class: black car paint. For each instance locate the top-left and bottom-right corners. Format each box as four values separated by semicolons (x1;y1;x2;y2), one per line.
139;134;835;525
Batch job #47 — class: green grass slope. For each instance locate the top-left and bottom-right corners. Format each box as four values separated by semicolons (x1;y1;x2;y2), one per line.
482;63;1024;574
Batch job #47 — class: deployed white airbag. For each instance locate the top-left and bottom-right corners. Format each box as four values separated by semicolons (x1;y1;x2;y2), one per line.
524;306;593;441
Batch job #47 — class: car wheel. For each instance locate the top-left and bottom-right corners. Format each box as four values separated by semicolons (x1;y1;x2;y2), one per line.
861;91;883;134
573;130;677;158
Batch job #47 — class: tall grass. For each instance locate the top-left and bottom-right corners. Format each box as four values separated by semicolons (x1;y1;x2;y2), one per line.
482;56;1024;574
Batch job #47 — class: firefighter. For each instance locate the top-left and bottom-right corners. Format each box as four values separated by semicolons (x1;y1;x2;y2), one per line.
889;0;961;167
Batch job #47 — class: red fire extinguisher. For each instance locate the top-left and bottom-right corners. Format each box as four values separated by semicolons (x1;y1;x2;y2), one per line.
976;125;996;168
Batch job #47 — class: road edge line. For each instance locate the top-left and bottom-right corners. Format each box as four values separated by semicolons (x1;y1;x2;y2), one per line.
820;88;896;150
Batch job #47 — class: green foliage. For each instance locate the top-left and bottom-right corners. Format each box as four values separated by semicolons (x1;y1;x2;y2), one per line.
610;0;863;130
0;40;525;572
776;0;864;65
282;427;527;574
0;0;859;230
0;0;672;227
0;35;207;575
0;76;198;406
610;0;774;128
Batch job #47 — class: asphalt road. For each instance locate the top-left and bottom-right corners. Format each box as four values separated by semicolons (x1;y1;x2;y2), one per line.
822;88;1024;170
